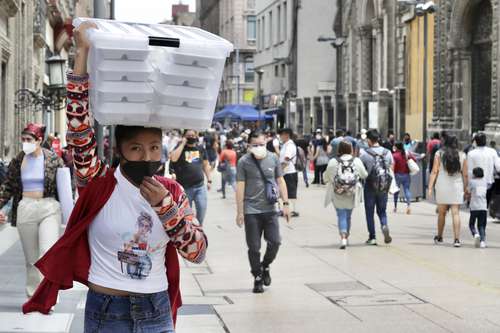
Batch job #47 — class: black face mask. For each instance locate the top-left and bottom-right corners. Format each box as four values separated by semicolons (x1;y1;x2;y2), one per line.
186;137;197;145
121;157;162;186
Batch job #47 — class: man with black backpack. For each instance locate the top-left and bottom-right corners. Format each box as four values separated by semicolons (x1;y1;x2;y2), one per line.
360;129;394;245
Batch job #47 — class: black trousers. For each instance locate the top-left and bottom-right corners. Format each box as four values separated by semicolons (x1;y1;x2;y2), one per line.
244;212;281;277
469;210;487;241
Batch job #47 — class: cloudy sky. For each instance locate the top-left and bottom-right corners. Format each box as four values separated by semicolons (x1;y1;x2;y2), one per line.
114;0;197;24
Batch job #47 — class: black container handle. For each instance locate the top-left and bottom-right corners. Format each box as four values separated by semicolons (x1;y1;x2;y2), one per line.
148;36;180;48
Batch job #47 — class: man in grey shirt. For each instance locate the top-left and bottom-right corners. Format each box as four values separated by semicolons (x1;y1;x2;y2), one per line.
360;129;394;245
236;131;290;293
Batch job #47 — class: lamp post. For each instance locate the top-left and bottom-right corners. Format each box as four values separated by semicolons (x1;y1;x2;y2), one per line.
255;69;264;128
228;75;241;105
317;36;345;133
398;0;437;199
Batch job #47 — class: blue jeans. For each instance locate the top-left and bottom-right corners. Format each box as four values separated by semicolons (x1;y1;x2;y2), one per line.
336;208;353;236
364;186;389;240
84;289;174;333
185;184;208;225
394;173;412;208
221;167;236;197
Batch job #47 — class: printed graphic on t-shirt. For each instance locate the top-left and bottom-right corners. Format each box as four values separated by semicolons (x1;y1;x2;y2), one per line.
185;150;200;164
117;212;167;280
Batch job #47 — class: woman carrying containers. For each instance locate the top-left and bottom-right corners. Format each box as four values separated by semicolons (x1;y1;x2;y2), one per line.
0;123;64;297
23;21;208;333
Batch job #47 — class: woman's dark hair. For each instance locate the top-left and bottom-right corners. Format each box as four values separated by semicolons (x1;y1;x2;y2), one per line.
473;167;484;178
441;135;461;175
225;140;234;149
338;140;353;156
394;141;404;152
115;125;162;150
319;138;328;151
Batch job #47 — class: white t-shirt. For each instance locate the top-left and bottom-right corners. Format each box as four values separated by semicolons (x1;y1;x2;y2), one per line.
280;140;297;174
467;146;500;186
88;166;170;293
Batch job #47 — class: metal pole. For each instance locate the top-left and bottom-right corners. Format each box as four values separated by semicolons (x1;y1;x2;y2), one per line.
94;0;108;161
422;13;428;198
235;49;240;104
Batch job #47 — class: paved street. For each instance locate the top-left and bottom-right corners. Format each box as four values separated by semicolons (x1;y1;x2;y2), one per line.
1;177;500;332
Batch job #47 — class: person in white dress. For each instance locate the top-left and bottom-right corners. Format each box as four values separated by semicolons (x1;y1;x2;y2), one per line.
428;136;468;247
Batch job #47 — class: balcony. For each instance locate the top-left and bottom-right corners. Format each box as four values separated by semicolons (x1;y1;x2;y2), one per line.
33;0;47;48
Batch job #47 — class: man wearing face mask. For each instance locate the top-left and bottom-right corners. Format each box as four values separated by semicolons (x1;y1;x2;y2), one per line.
0;123;64;297
170;129;212;225
236;131;290;293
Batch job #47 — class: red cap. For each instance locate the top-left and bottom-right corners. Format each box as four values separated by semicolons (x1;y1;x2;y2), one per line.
22;123;46;140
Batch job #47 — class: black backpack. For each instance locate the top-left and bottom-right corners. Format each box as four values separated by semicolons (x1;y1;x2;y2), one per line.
429;143;441;171
366;149;392;193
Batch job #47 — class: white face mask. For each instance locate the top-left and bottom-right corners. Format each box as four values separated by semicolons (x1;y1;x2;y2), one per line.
22;142;37;155
316;134;322;140
251;146;267;159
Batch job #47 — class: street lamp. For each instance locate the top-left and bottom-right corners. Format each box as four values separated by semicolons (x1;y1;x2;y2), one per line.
317;36;345;133
255;69;264;127
398;0;437;199
46;55;67;91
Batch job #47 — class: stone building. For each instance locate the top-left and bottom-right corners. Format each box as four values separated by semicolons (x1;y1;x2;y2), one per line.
430;0;500;141
196;0;220;34
219;0;256;106
0;0;92;161
329;0;406;137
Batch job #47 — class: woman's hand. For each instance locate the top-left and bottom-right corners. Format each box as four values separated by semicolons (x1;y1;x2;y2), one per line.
72;21;98;75
140;177;170;207
73;21;97;50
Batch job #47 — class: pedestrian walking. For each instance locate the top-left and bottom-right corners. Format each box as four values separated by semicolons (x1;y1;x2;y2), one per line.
360;129;394;245
22;22;208;333
170;129;212;225
294;135;310;188
324;141;368;249
219;140;237;199
279;128;300;217
468;167;488;248
328;129;345;158
427;135;468;247
313;138;330;185
236;131;290;293
392;142;416;214
0;123;64;297
466;132;500;207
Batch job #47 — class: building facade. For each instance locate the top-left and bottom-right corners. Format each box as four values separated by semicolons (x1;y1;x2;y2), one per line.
254;0;338;133
0;0;93;161
430;0;500;142
220;0;256;106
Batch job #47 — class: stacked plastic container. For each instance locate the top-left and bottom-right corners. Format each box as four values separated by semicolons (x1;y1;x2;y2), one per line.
73;18;233;130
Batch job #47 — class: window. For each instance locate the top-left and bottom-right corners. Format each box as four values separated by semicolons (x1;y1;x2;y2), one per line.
283;1;287;41
245;57;254;82
277;5;281;45
275;65;279;77
268;11;273;47
247;15;256;41
281;64;286;77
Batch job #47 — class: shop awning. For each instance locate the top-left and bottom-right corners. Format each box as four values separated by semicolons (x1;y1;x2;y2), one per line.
213;104;273;121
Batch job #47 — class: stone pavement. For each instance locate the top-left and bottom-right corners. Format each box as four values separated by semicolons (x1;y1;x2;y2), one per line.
1;178;500;332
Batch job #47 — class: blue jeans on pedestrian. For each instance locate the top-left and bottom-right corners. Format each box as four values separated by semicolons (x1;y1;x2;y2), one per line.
394;173;412;208
364;186;389;240
84;289;174;333
221;167;236;197
185;184;208;225
336;208;353;236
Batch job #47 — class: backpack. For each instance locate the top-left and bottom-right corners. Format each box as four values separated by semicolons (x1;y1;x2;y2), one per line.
295;146;306;172
366;149;393;193
333;157;359;195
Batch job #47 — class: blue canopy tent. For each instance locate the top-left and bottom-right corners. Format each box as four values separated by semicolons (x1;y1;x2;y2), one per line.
213;104;273;122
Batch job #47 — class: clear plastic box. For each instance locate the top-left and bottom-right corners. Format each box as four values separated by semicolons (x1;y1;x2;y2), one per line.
73;18;233;130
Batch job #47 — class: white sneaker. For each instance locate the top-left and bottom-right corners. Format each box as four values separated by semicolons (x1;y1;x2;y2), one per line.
474;234;480;248
340;238;347;250
480;241;487;249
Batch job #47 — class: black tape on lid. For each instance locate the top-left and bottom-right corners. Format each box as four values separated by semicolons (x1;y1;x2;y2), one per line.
148;36;180;48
